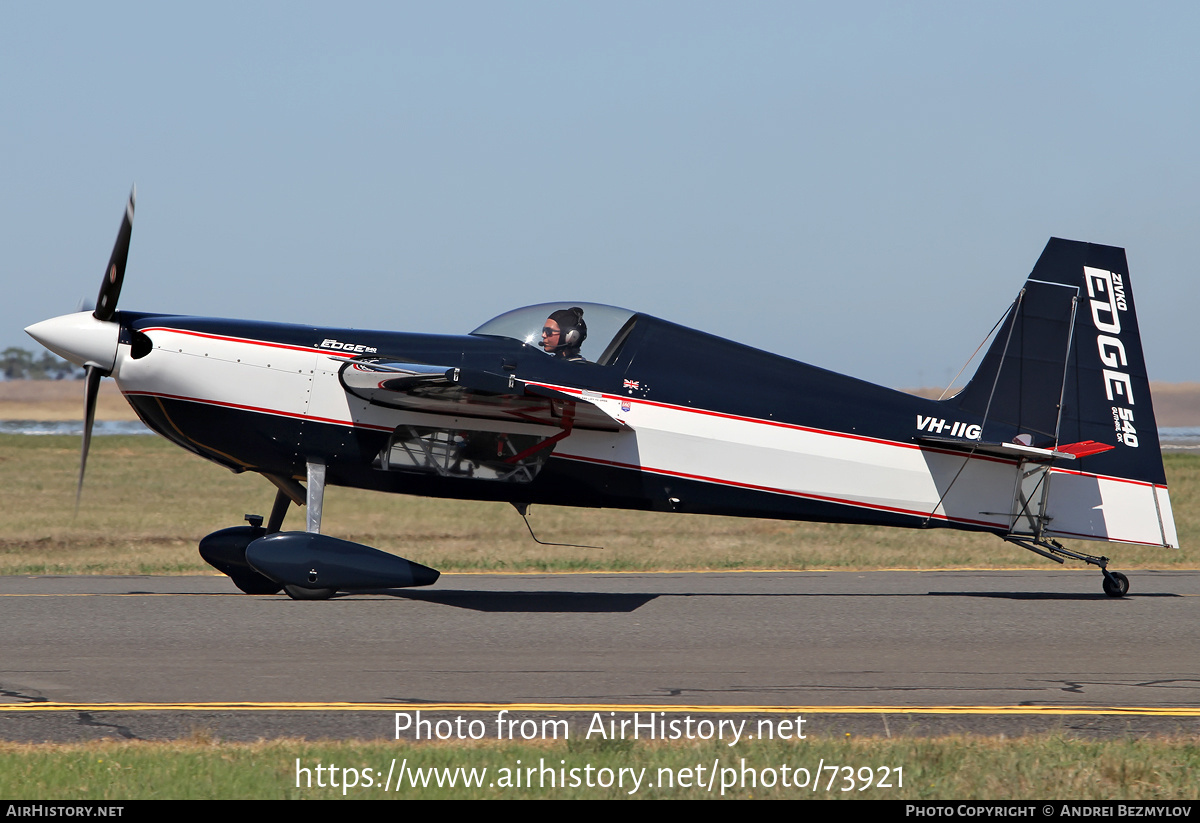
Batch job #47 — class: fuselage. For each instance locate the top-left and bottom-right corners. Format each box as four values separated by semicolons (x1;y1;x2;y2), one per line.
100;308;1173;548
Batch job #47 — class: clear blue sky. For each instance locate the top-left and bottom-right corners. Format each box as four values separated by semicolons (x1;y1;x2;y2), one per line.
4;2;1198;388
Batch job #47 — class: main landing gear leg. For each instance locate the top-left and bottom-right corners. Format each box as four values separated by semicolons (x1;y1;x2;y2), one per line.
306;460;325;535
283;461;337;601
1006;536;1130;598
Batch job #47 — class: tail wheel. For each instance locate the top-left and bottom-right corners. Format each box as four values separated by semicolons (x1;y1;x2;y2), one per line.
1102;572;1130;598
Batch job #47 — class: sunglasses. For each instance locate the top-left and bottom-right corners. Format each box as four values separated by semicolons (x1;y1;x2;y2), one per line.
541;327;560;337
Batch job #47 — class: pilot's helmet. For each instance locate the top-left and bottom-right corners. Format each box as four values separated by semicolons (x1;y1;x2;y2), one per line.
548;307;587;349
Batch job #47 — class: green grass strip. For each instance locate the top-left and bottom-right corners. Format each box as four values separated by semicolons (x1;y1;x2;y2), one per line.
2;736;1198;800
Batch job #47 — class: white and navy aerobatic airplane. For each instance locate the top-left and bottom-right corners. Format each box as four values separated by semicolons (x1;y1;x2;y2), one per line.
27;190;1178;599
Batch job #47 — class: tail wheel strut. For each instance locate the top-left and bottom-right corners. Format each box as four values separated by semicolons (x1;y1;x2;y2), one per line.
1005;536;1130;598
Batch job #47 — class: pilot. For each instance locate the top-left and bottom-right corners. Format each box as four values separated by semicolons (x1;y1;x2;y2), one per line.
540;307;588;362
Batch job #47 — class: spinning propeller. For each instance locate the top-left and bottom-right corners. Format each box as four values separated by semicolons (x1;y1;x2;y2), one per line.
25;187;136;509
95;188;135;323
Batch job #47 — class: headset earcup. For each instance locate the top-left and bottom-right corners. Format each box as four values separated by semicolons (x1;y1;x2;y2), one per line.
564;309;585;347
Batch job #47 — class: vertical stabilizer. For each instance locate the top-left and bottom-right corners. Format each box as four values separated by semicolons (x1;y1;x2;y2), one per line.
951;239;1177;547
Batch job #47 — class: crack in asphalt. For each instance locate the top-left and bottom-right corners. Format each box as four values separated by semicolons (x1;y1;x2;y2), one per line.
647;683;1057;698
1042;678;1200;695
0;683;48;703
642;676;1200;701
76;712;141;740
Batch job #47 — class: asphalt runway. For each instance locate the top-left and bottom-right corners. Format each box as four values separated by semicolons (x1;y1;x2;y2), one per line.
2;569;1198;742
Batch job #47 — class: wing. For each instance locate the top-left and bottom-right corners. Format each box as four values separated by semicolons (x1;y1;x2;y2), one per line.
337;357;629;432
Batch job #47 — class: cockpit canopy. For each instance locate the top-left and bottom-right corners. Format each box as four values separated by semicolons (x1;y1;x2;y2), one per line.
470;302;637;365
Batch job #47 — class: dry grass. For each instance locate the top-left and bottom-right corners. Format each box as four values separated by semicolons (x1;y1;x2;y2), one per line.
0;379;137;421
0;434;1195;575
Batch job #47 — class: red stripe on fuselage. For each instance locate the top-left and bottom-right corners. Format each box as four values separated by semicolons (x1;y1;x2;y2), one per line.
128;329;1164;492
138;327;362;359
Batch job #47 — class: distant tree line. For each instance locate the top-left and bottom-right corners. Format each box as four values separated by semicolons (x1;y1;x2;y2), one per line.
1;347;83;380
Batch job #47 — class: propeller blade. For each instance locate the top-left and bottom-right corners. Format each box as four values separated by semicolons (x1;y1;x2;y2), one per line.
76;364;103;511
94;186;136;322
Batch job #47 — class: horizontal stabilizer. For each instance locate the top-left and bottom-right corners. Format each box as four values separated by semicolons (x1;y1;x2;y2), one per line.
919;435;1076;461
1054;440;1115;459
919;436;1115;462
